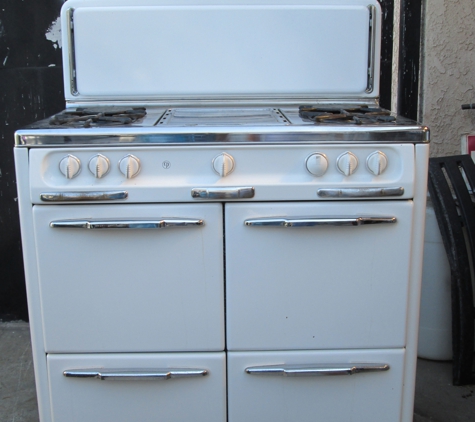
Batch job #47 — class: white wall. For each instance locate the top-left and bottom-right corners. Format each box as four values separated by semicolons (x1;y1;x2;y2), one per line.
420;0;475;157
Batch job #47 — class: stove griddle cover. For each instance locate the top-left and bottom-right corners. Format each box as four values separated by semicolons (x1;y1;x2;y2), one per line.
65;1;380;101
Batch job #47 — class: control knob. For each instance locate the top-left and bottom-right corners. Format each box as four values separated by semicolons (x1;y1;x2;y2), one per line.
119;155;141;179
306;153;328;176
59;155;81;179
88;154;110;178
336;151;358;176
366;151;388;176
213;153;235;177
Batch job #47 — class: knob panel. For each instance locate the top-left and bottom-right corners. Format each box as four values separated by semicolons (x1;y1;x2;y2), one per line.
119;155;141;179
336;152;358;176
306;153;328;176
59;155;81;179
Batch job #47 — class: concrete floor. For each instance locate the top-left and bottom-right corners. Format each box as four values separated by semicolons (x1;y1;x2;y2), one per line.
1;322;474;422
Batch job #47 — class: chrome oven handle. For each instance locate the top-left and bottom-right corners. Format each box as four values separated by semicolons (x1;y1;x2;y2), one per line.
50;219;204;229
245;363;390;377
317;187;404;198
191;187;254;199
40;191;128;202
244;217;396;227
63;368;208;381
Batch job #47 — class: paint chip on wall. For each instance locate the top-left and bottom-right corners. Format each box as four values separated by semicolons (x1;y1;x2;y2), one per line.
45;17;61;49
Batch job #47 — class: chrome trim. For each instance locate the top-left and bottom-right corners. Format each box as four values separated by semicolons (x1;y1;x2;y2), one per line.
366;5;377;93
244;217;396;227
63;368;208;381
317;187;404;198
50;218;204;229
245;363;390;377
66;8;78;96
40;191;128;202
191;187;254;200
15;126;431;146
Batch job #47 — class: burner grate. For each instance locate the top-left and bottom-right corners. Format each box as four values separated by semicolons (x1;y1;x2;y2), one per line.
299;105;396;125
49;107;147;127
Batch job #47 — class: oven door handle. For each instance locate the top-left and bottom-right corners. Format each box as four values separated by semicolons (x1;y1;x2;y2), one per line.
244;217;396;227
49;218;204;229
40;191;128;202
245;363;390;377
63;368;208;381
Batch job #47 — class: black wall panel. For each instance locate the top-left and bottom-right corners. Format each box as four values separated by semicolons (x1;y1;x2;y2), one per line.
0;1;65;321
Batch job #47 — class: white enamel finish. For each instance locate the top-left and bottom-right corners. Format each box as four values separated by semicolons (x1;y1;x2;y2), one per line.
366;150;388;176
227;349;404;422
59;154;81;179
62;0;381;101
29;145;416;203
48;352;226;422
88;154;110;178
33;203;224;353
119;154;141;179
305;153;328;176
336;151;358;176
212;153;235;177
225;200;413;350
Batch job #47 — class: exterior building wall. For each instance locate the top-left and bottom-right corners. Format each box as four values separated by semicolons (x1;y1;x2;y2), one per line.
420;0;475;157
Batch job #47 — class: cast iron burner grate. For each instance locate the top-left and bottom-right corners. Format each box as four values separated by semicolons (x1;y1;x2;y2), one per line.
299;105;396;125
49;107;147;127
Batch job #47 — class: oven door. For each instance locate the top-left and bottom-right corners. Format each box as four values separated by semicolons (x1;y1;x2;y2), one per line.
225;201;413;350
33;203;224;353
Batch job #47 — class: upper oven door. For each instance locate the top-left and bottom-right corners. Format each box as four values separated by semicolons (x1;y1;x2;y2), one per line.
33;203;224;353
225;200;413;351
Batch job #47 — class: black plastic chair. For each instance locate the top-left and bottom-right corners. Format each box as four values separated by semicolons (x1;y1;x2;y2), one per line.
428;155;475;385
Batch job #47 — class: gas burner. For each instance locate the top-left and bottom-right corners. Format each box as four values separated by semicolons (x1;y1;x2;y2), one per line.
49;107;147;127
299;105;396;125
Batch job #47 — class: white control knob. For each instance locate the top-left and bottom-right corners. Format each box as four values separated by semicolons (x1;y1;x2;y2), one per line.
119;155;141;179
212;153;235;177
59;155;81;179
366;151;388;176
88;154;111;179
336;151;358;176
306;153;328;176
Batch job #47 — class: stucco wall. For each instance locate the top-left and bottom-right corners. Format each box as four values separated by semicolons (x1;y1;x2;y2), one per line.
420;0;475;157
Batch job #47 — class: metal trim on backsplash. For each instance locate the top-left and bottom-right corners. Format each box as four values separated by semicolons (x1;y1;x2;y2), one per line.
366;5;377;94
67;8;79;97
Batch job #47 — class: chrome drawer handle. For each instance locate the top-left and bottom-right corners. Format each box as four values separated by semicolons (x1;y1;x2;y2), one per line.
40;191;128;202
191;187;254;199
317;187;404;198
50;218;204;229
244;217;396;227
63;368;208;381
245;363;390;377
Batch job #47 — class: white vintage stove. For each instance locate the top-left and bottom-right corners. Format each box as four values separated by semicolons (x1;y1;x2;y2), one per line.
14;1;429;421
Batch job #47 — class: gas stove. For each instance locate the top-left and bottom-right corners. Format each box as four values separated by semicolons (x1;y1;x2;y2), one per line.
14;2;429;422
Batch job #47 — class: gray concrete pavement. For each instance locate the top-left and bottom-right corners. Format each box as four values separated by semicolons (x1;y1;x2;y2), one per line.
0;322;473;421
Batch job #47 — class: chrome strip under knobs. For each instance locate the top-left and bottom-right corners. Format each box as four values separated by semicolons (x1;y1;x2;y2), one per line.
244;217;396;227
192;187;254;199
245;363;390;377
317;187;404;198
50;218;204;229
40;191;128;202
63;368;208;381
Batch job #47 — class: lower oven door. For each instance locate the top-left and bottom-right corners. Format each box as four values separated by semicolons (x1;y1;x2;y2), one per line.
225;201;413;350
47;352;226;422
227;349;404;422
33;203;224;353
